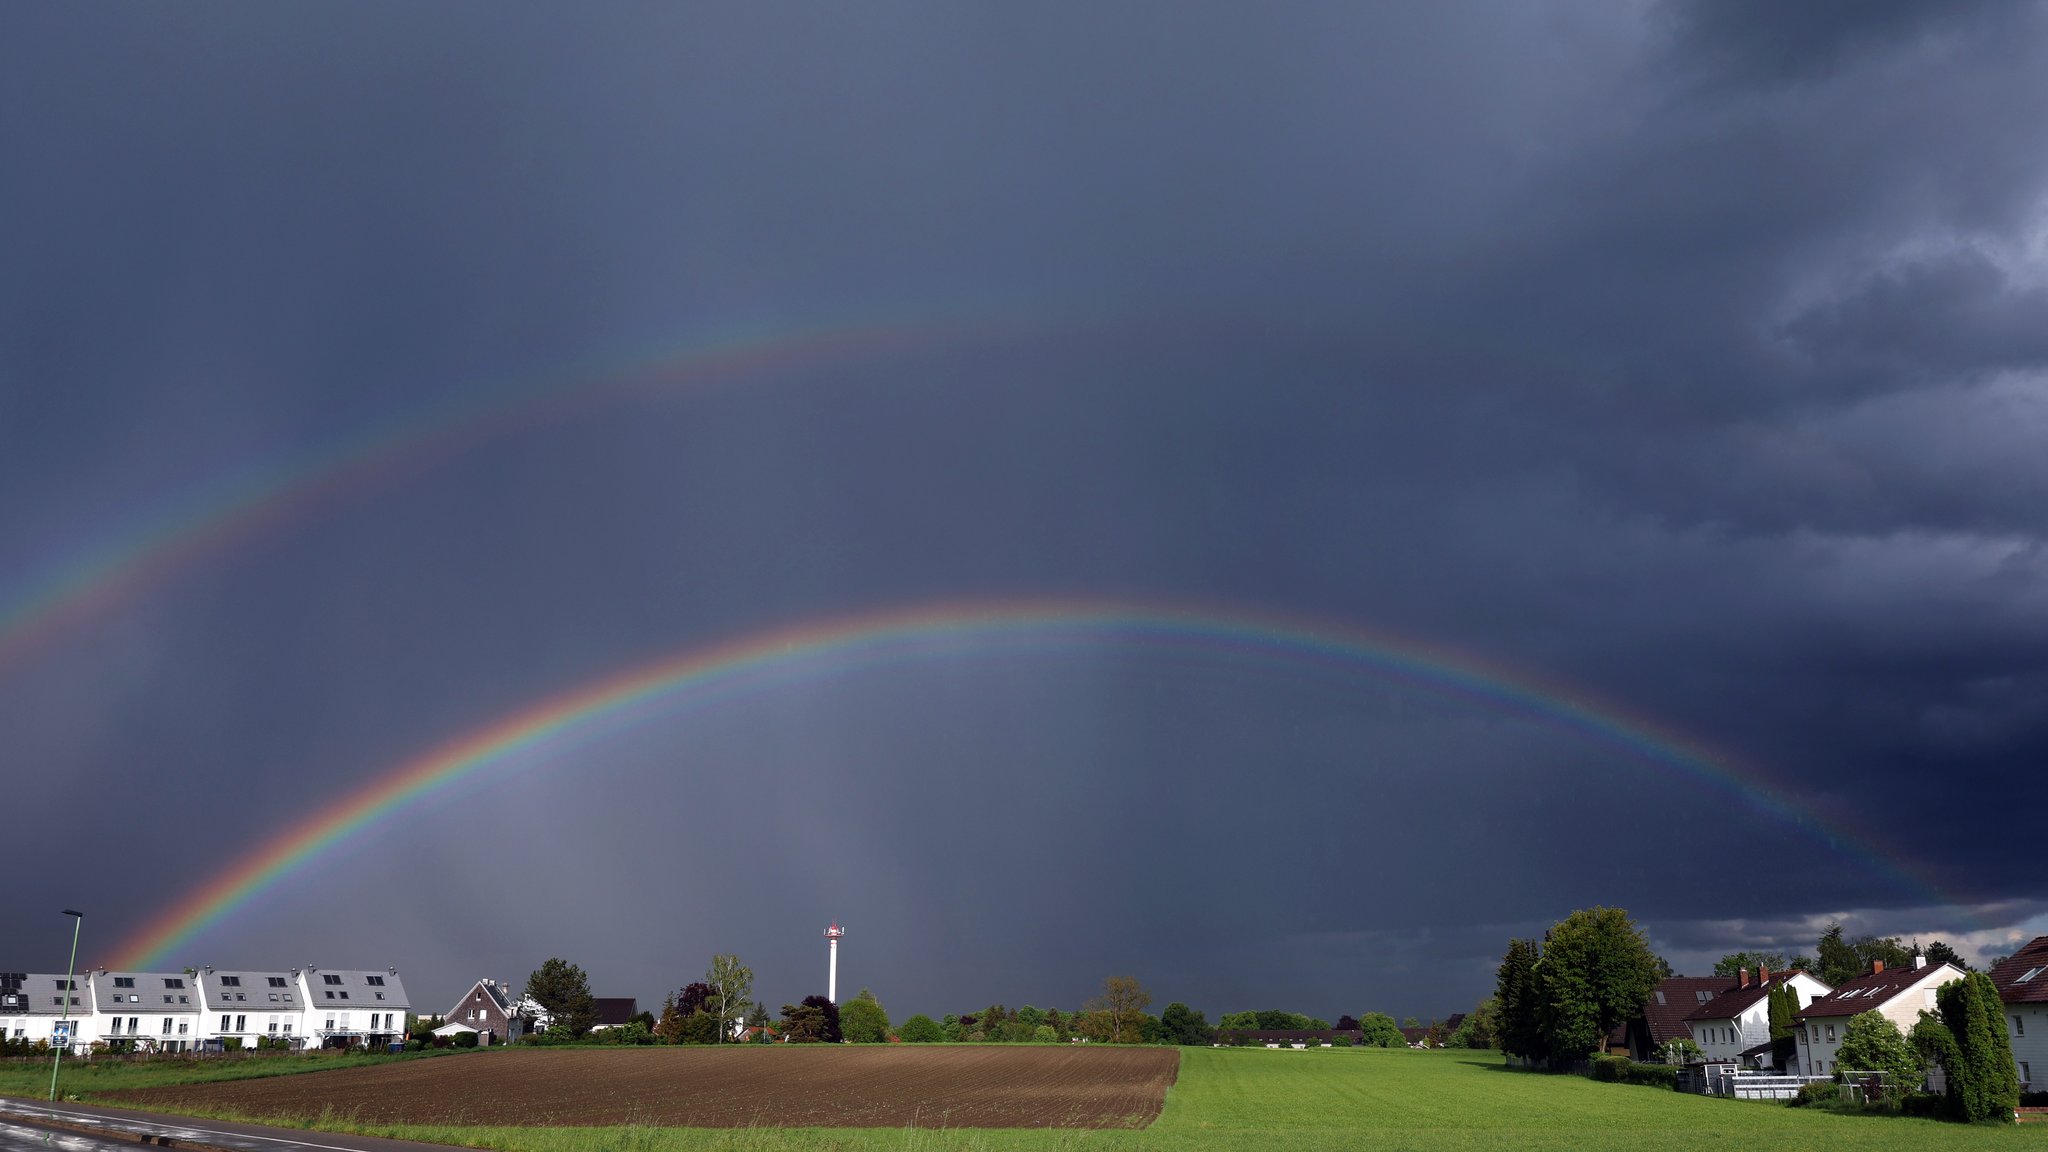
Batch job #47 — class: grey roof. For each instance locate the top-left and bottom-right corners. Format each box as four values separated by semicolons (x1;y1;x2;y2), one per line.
304;967;410;1010
0;974;88;1017
89;971;200;1014
196;969;301;1010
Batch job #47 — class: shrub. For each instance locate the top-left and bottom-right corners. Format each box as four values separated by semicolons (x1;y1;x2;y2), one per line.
454;1031;479;1049
1622;1062;1677;1088
1591;1054;1628;1082
1791;1081;1837;1108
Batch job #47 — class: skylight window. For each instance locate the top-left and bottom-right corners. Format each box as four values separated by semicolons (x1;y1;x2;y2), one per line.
2018;967;2043;984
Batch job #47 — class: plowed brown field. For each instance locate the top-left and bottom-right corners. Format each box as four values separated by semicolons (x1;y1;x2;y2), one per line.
106;1046;1181;1129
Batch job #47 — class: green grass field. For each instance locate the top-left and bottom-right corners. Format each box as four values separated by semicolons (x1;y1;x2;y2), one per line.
10;1048;2047;1151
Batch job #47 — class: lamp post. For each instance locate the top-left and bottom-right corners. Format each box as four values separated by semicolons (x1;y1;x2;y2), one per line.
49;909;83;1102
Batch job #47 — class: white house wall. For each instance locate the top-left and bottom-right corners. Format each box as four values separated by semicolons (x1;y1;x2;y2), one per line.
2011;1003;2046;1092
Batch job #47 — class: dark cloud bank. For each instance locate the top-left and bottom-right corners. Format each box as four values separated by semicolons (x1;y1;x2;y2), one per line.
3;0;2045;1021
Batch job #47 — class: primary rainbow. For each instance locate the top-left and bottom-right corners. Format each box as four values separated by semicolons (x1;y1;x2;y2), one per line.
0;309;1017;677
113;598;1946;968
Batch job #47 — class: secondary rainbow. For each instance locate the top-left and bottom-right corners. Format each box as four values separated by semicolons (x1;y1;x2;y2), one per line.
113;598;1948;969
0;309;1020;677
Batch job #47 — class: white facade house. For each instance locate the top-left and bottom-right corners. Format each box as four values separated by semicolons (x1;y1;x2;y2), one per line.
85;971;205;1053
1684;968;1833;1065
0;974;90;1052
196;968;308;1050
1794;958;1964;1080
1989;936;2048;1092
300;967;410;1049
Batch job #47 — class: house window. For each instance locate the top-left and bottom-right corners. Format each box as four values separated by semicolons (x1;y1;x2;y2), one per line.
269;1017;279;1034
2015;1016;2025;1038
375;992;384;1000
2022;1061;2030;1084
220;1016;232;1032
1825;1025;1835;1042
163;996;174;1004
178;1022;188;1035
366;976;385;986
284;994;293;1002
221;976;241;987
236;1015;246;1033
162;1018;173;1035
235;994;246;1001
164;978;184;989
113;978;134;989
325;991;335;1000
269;994;279;1002
323;975;342;986
283;1021;292;1035
53;979;75;991
338;992;349;1000
267;977;288;988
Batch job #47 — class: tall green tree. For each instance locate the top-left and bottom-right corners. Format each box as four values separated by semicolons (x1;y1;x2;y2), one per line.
1817;923;1861;987
899;1013;944;1043
840;988;891;1043
1928;973;2019;1121
1447;998;1497;1050
1767;984;1799;1070
1833;1011;1923;1088
1357;1012;1406;1049
524;958;598;1039
1159;1002;1215;1046
1921;940;1969;971
706;954;754;1044
1538;907;1661;1061
1496;938;1549;1062
1714;951;1788;979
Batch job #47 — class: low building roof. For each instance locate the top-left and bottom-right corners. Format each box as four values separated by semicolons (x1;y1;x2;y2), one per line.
1987;936;2048;1006
1640;977;1734;1044
1683;972;1810;1022
594;997;639;1027
89;971;200;1014
1;974;87;1016
1796;961;1962;1019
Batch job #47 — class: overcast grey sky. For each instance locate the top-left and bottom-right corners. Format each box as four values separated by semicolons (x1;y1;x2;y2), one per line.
5;0;2047;1023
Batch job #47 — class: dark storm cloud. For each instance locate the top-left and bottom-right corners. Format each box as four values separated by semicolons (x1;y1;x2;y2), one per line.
5;1;2048;1018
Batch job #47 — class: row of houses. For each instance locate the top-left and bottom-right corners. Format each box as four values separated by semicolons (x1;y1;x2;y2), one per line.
1611;935;2048;1090
0;966;410;1053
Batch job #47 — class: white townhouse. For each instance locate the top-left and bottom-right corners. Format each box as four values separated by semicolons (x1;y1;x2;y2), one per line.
0;973;90;1051
196;967;308;1050
1684;966;1833;1066
85;970;205;1053
1988;935;2048;1092
300;967;410;1050
1794;956;1964;1080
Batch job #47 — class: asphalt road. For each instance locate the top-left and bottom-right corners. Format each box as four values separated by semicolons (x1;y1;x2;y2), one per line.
0;1100;471;1152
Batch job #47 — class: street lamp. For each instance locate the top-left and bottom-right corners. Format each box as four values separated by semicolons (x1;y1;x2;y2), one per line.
49;909;83;1102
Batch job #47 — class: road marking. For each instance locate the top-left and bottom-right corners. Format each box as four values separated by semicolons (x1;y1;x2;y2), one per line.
2;1105;380;1152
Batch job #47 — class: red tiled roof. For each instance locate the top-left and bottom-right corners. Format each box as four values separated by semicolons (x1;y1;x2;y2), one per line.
1987;936;2048;1006
1797;962;1962;1019
1682;972;1806;1022
1641;977;1734;1045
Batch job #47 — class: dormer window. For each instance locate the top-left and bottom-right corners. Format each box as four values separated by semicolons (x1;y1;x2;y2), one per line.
366;976;385;986
220;976;242;987
322;975;342;986
113;978;135;989
164;978;184;989
267;978;288;988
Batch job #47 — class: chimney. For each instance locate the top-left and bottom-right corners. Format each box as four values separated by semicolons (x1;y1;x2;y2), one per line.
1759;962;1770;982
1914;953;1926;969
1739;967;1750;989
1872;960;1885;974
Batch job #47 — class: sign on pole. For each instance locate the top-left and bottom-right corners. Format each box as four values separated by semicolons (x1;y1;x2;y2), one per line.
52;1023;69;1045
